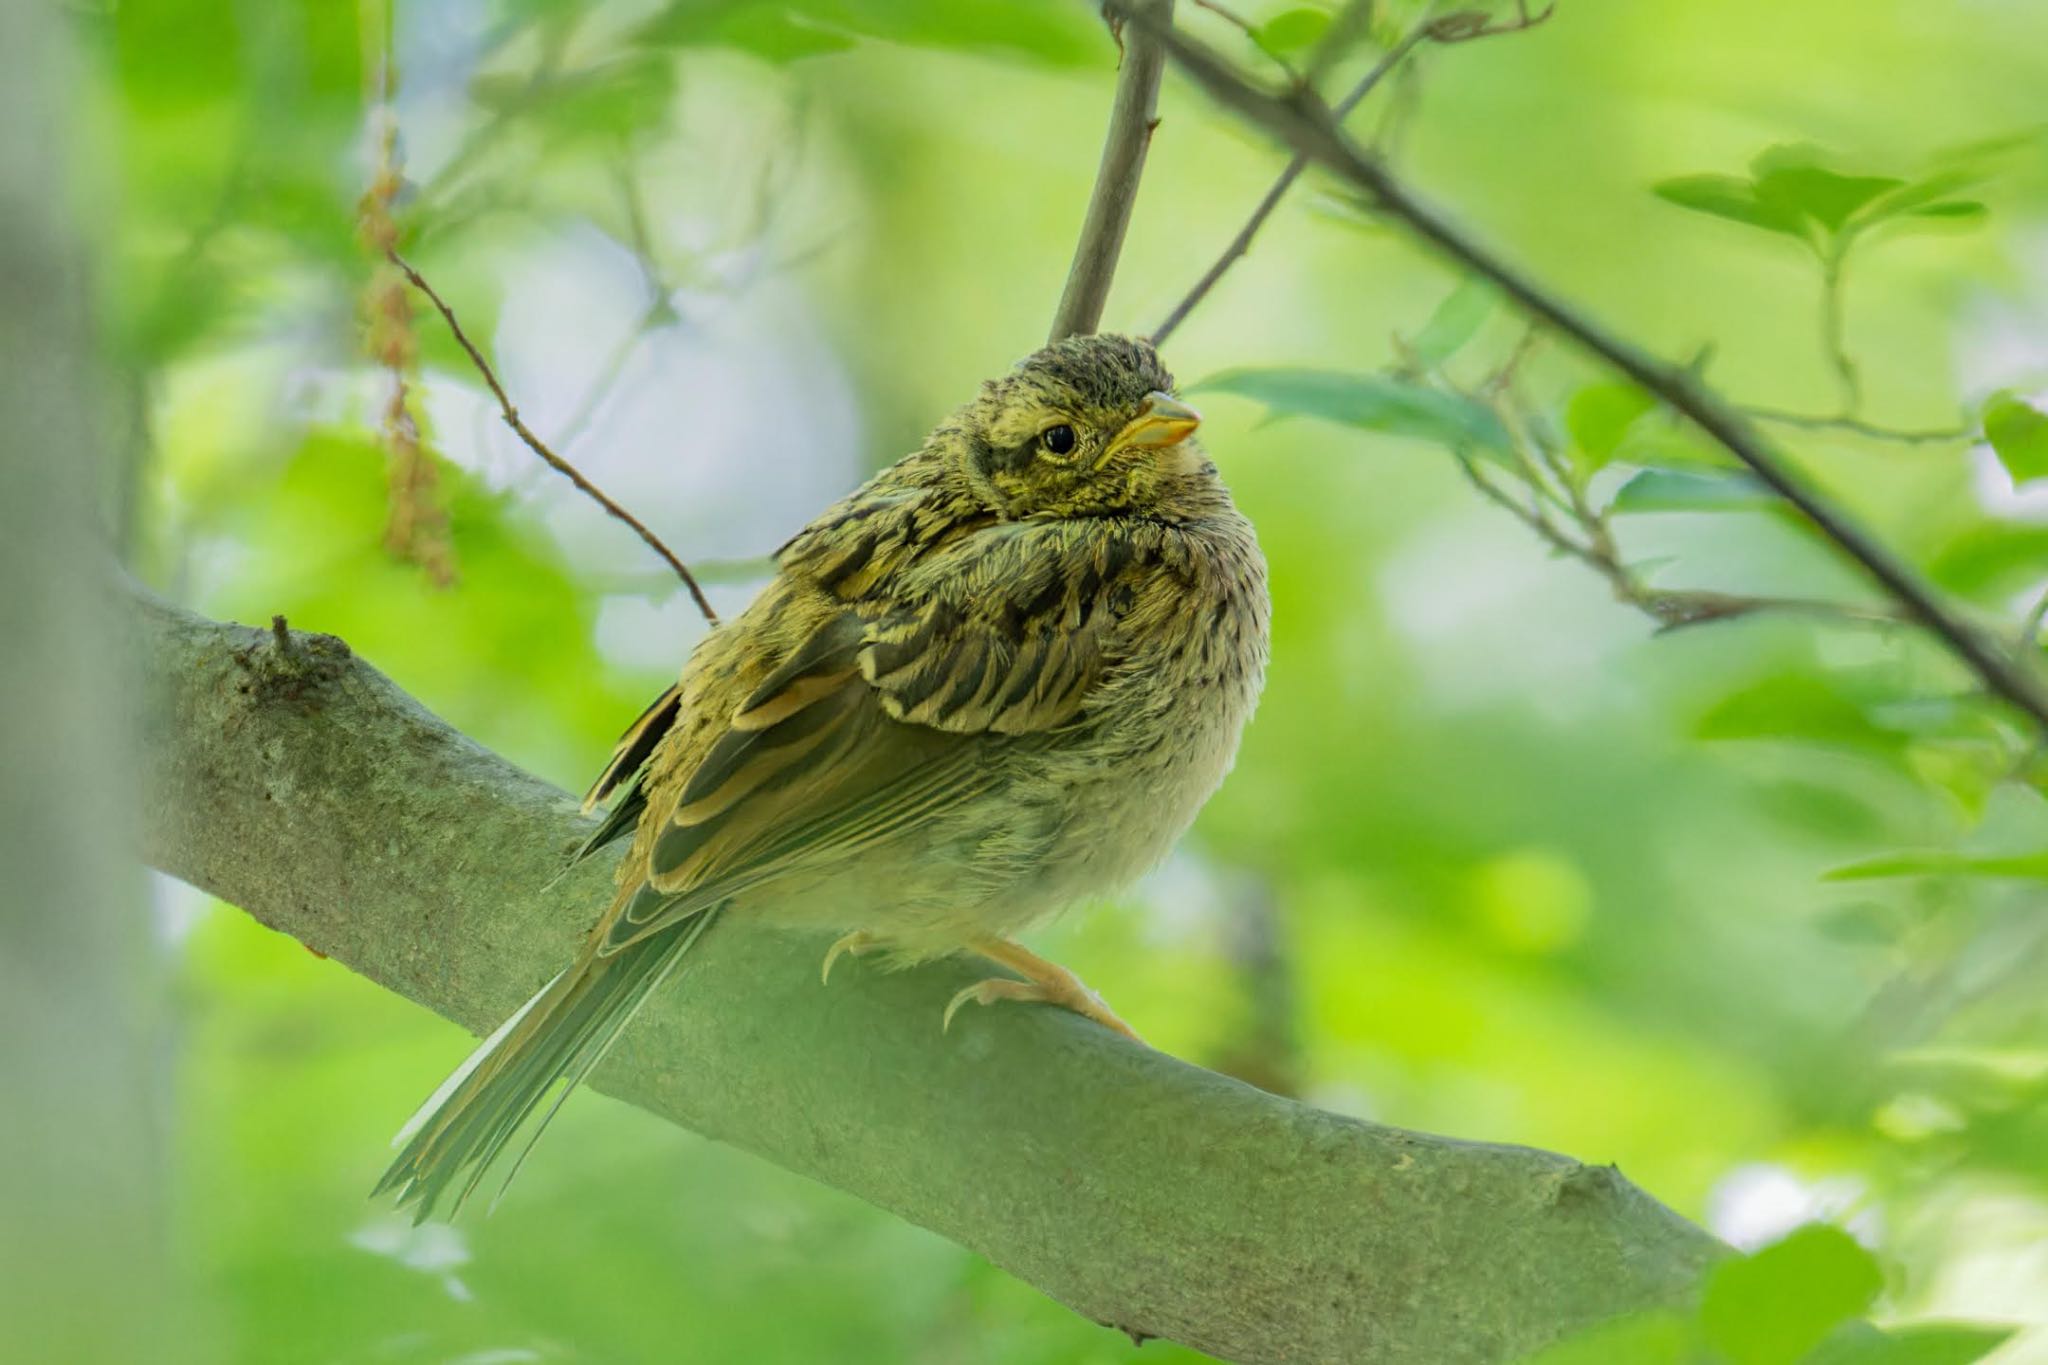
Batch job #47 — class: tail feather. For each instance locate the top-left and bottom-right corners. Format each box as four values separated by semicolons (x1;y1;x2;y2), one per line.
376;904;721;1221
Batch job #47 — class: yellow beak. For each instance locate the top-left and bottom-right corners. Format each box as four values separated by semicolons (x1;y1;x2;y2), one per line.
1100;392;1202;467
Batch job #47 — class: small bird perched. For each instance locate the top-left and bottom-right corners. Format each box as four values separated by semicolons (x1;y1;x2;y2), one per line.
377;332;1269;1219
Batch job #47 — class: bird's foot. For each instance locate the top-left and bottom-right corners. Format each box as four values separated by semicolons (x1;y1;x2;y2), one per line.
943;937;1144;1043
820;930;884;985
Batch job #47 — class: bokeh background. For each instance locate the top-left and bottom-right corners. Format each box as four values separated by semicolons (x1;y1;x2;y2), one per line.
78;0;2048;1359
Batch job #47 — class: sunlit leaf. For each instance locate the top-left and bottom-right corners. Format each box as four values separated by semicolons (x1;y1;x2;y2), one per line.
1807;1322;2018;1365
1983;392;2048;486
1750;143;1903;234
1699;1224;1883;1365
1824;849;2048;881
1927;521;2048;595
1192;367;1510;454
1696;675;1904;755
1253;8;1332;59
1609;468;1779;513
635;0;1097;63
1652;174;1807;239
1409;277;1498;368
1516;1311;1693;1364
1856;166;1990;226
1905;200;1988;221
1565;382;1655;475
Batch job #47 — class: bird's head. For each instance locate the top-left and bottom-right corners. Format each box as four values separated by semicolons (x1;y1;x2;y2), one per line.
953;334;1216;520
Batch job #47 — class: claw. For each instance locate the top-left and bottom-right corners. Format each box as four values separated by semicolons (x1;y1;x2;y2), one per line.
937;961;1146;1047
820;930;881;985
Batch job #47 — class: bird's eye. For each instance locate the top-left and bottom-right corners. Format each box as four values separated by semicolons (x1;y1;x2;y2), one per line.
1039;424;1077;456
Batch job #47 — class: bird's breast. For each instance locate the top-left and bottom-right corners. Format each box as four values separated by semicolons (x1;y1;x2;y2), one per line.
1030;514;1269;895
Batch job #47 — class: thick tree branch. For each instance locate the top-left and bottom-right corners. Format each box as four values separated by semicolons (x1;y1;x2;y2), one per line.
1049;0;1174;341
1119;6;2048;737
135;590;1723;1365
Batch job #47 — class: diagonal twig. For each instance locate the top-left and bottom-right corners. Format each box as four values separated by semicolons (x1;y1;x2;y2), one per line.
1114;3;2048;735
1745;407;1974;445
1151;1;1552;345
388;250;719;626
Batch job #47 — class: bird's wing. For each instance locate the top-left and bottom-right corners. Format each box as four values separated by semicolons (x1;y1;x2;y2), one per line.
583;682;682;813
596;520;1143;955
569;682;684;865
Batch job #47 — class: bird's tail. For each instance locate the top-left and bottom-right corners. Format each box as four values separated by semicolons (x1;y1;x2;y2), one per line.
374;903;721;1221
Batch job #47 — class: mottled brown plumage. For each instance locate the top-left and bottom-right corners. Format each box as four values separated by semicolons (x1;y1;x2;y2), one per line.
379;334;1268;1218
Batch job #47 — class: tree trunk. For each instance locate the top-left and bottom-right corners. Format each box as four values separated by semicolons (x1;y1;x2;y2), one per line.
0;5;181;1359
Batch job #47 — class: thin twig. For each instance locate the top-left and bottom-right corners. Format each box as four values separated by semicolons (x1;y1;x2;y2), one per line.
1456;382;1904;634
1745;407;1974;445
1049;0;1174;342
1152;23;1429;346
388;250;719;626
1118;5;2048;734
550;161;683;453
1819;241;1861;413
1190;0;1259;40
1151;0;1552;346
2022;585;2048;651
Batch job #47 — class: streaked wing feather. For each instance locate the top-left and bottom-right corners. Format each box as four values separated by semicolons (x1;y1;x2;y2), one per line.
581;683;682;813
594;526;1129;953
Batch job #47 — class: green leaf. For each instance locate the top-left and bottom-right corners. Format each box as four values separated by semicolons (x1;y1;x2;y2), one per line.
1609;468;1779;513
1696;675;1904;755
1928;521;2048;594
1905;200;1988;220
1750;143;1903;235
635;0;1096;64
1699;1224;1883;1365
1855;167;1989;225
1516;1311;1693;1364
1807;1322;2017;1365
1565;382;1656;475
1192;367;1510;454
1409;277;1498;368
1652;174;1807;238
1983;392;2048;486
1823;849;2048;882
1253;8;1332;59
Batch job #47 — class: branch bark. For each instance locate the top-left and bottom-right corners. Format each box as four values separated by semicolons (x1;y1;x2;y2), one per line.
1121;6;2048;737
135;591;1725;1364
1048;0;1174;342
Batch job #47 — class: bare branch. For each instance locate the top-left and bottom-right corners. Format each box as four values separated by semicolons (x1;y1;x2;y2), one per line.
135;589;1728;1365
388;251;720;627
1745;407;1974;445
1152;1;1553;346
1150;22;1426;346
1049;0;1175;342
1115;6;2048;735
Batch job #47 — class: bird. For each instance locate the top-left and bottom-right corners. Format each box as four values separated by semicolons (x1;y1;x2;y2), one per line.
375;332;1269;1220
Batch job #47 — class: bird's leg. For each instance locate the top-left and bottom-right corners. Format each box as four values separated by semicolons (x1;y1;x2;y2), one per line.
820;930;884;984
943;937;1143;1043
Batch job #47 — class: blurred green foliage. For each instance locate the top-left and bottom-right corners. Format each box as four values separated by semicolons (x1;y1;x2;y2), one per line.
84;0;2048;1359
